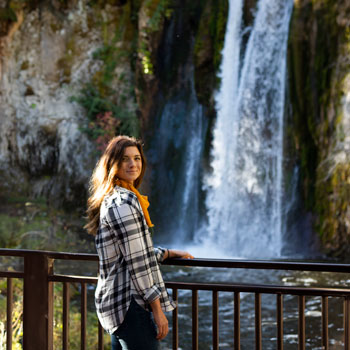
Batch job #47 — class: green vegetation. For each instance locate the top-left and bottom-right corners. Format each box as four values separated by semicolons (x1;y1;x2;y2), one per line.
139;0;173;75
288;0;350;254
0;7;17;22
0;195;104;349
71;83;138;151
0;279;22;350
0;196;93;252
194;0;228;74
315;162;350;248
71;2;139;151
194;0;228;106
143;0;173;33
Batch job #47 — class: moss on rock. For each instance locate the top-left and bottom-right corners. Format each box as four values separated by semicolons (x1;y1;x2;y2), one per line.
288;0;350;256
193;0;228;108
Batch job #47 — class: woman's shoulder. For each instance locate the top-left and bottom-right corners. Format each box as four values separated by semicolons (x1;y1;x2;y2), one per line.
102;186;139;213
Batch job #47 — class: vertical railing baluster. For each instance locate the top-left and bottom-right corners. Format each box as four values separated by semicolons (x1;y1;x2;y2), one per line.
212;291;219;350
192;290;198;350
172;289;178;350
255;293;262;350
6;278;13;350
23;252;54;350
98;321;104;350
234;292;240;350
81;283;87;350
63;282;70;350
322;296;328;350
277;294;283;350
344;299;346;350
345;296;350;350
298;295;305;350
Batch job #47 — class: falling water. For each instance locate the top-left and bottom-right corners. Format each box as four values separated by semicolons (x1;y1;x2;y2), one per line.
150;76;206;244
199;0;294;258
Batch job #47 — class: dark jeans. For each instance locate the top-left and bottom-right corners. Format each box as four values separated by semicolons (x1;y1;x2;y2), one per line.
111;298;159;350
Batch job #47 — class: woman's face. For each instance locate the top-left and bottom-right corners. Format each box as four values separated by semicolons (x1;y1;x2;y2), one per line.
116;146;142;185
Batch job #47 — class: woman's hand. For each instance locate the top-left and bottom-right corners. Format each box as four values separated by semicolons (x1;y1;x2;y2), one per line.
166;249;194;260
150;298;169;340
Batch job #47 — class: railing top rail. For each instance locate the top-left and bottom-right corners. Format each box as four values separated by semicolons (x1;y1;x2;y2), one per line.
1;248;350;273
0;248;98;261
163;257;350;273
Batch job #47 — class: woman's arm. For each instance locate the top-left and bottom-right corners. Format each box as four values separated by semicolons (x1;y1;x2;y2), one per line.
163;249;194;260
150;298;168;340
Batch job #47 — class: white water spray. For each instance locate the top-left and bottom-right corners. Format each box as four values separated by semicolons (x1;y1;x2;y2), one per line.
200;0;294;258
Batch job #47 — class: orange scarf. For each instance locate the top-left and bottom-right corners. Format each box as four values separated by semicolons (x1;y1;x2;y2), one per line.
116;179;154;228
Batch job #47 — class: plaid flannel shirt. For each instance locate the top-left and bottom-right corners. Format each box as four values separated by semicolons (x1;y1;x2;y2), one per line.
95;186;176;334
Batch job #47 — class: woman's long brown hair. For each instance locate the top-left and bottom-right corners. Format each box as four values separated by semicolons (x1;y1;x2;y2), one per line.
85;135;146;235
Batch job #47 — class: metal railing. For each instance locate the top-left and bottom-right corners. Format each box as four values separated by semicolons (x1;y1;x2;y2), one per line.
1;248;350;350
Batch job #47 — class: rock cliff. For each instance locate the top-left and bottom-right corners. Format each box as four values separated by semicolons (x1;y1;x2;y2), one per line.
0;0;225;209
0;0;106;207
288;0;350;256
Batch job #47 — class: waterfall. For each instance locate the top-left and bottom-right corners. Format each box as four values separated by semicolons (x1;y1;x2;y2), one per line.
199;0;294;258
150;77;207;244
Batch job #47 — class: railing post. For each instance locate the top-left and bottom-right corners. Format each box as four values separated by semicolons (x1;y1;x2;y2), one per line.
23;252;54;350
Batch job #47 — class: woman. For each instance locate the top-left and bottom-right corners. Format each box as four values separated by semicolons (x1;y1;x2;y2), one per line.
85;135;193;350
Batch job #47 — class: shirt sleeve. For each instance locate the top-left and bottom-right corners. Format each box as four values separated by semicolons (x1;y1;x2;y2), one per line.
106;201;161;304
154;247;166;262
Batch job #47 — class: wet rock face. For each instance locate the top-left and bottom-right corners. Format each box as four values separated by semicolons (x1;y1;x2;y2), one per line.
0;2;101;207
17;125;59;176
288;0;350;256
